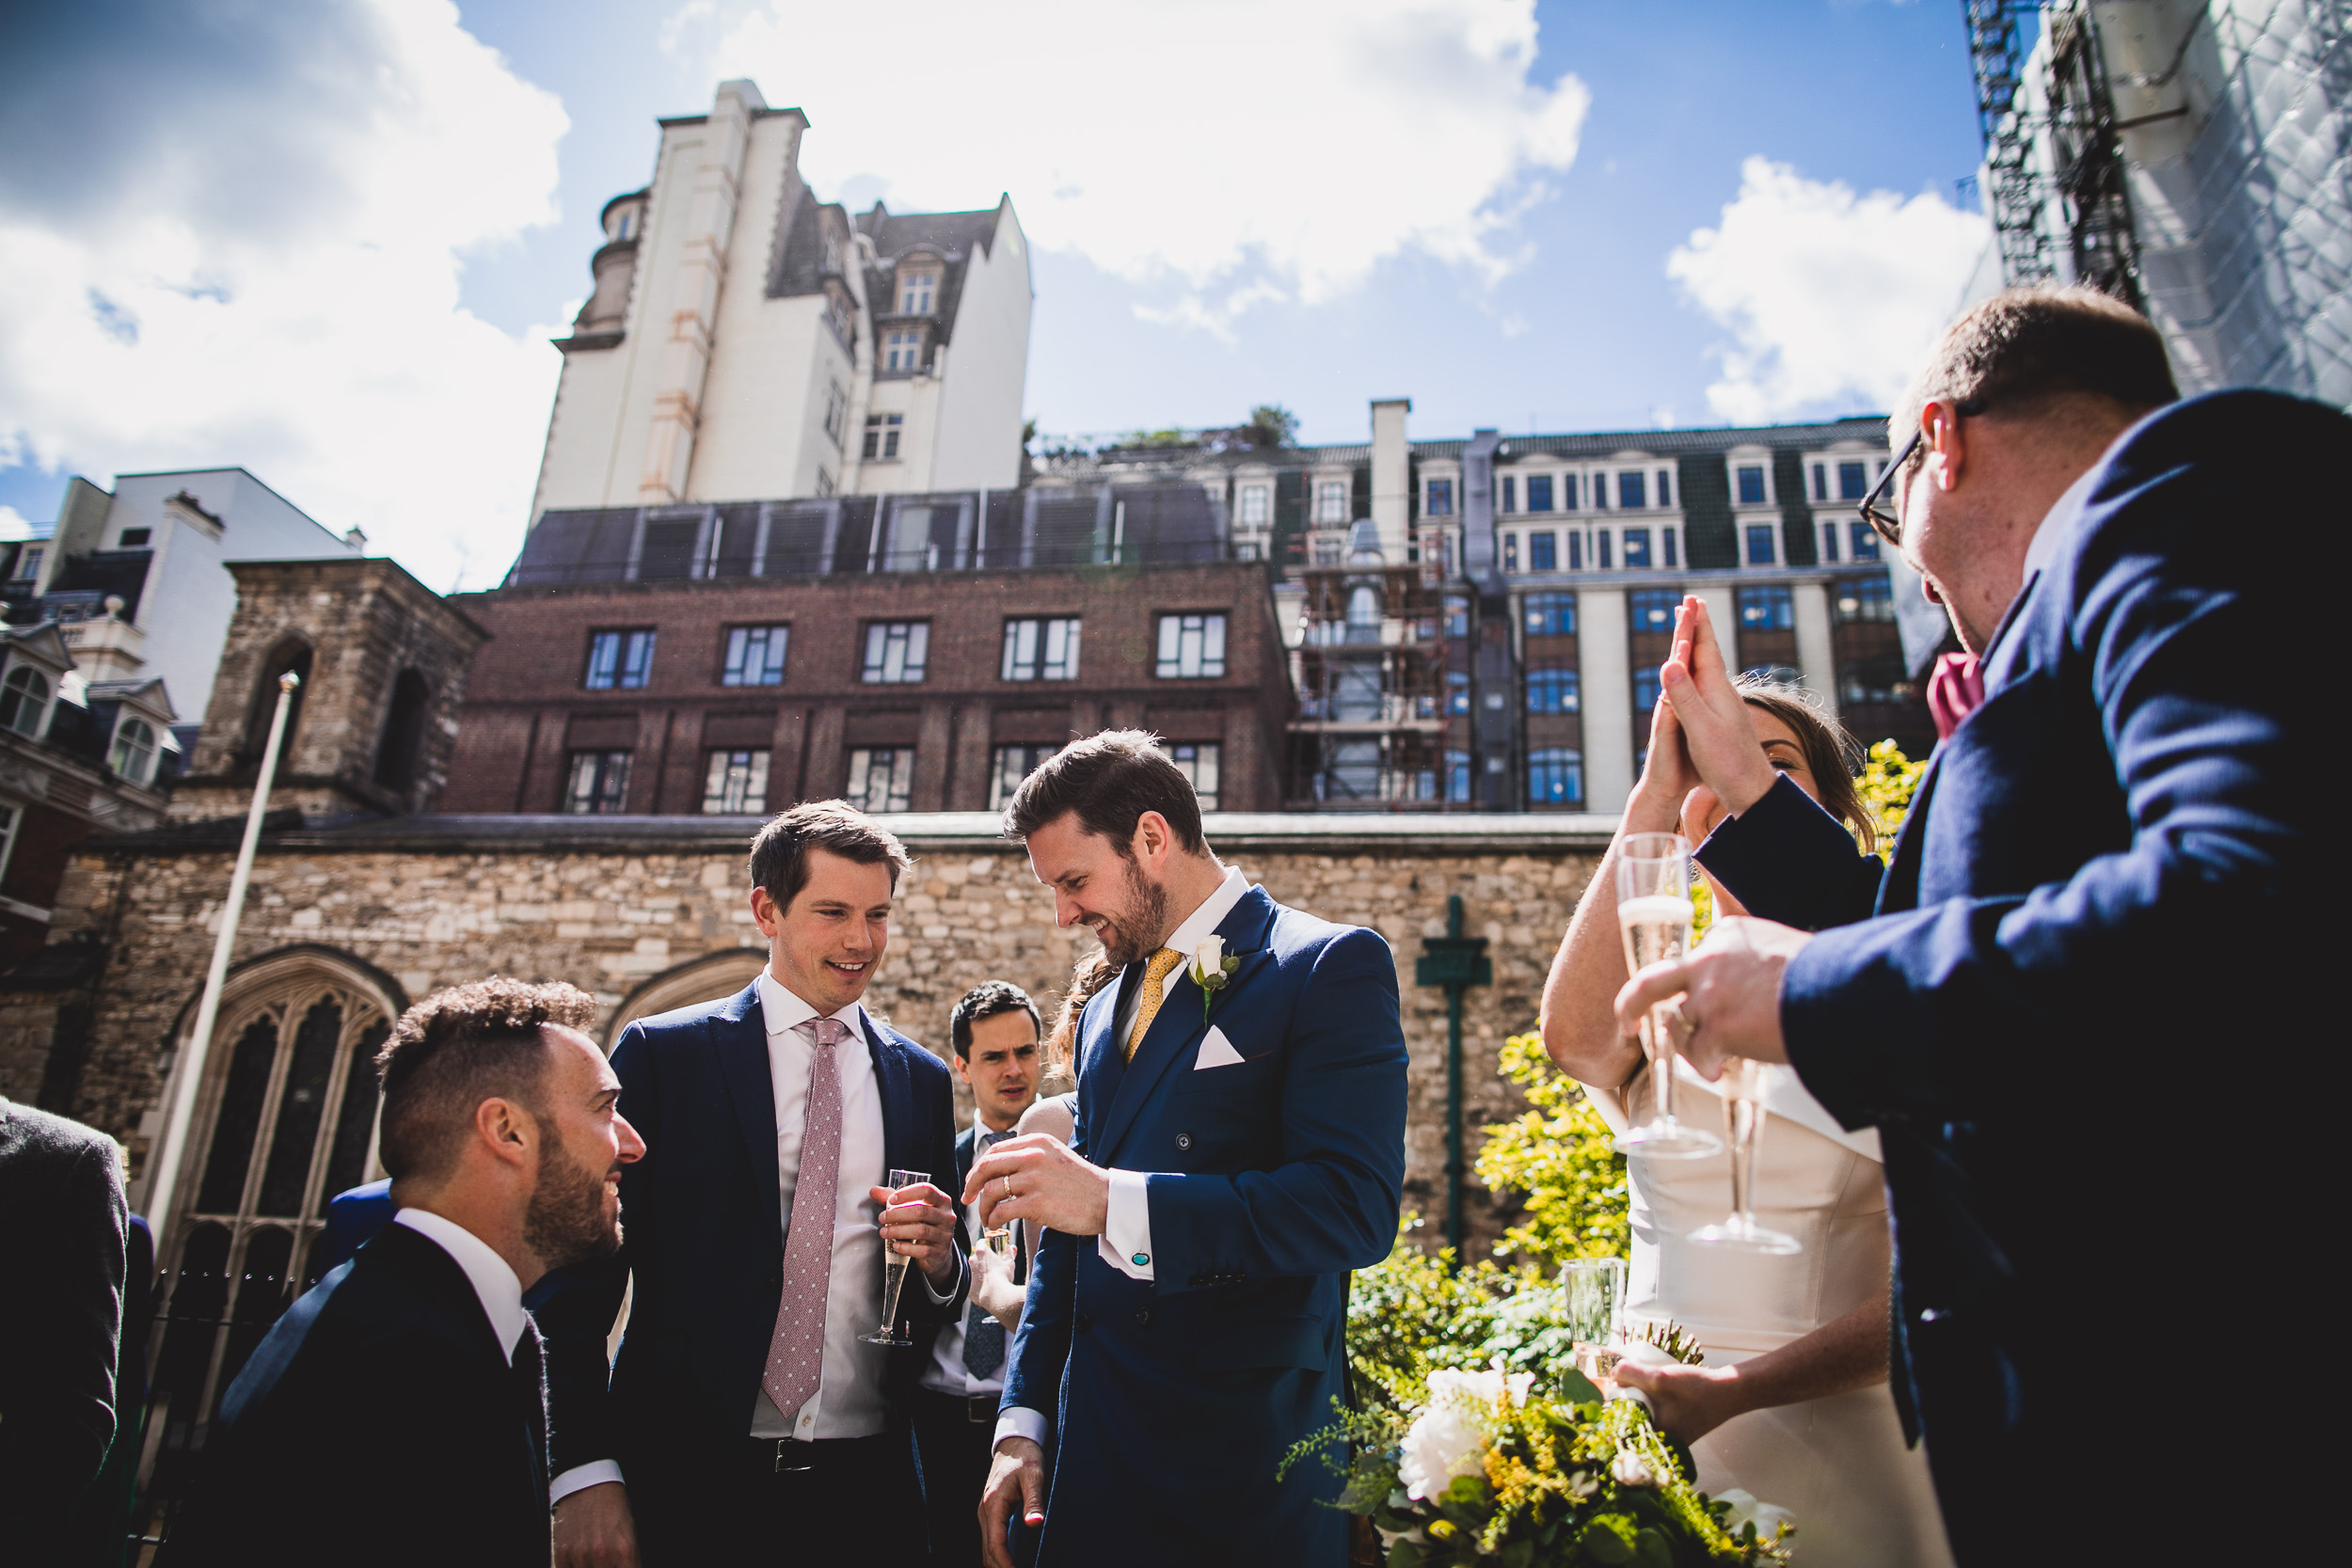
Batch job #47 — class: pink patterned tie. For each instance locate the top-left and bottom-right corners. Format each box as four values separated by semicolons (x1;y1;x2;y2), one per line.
764;1017;848;1424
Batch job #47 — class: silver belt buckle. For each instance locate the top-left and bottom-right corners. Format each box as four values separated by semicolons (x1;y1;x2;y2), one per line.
773;1438;816;1474
965;1394;995;1424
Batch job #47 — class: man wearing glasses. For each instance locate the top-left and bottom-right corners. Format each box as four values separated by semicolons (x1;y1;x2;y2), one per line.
1618;285;2334;1565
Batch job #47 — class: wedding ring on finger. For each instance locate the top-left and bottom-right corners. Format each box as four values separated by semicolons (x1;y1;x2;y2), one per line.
1664;999;1696;1045
1002;1175;1014;1202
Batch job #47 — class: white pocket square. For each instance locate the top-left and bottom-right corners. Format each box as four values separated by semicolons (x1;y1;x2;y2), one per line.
1194;1026;1246;1069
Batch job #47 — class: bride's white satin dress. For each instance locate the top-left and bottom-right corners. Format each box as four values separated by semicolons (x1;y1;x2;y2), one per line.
1609;1060;1954;1568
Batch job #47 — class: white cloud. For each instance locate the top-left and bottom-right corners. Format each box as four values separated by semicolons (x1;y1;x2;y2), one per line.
693;0;1588;314
0;505;33;540
1667;156;1989;423
0;0;570;591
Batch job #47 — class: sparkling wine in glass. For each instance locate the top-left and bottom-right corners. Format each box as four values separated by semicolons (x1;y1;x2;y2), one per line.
1687;1059;1801;1255
860;1167;929;1347
1611;833;1723;1161
1561;1257;1627;1391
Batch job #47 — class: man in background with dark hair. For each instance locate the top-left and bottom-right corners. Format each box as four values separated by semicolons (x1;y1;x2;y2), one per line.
164;979;641;1568
914;981;1041;1567
1621;284;2338;1563
0;1097;127;1568
971;731;1406;1568
542;801;965;1568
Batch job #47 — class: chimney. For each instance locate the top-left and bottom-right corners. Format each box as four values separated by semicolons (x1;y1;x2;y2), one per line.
1369;398;1410;558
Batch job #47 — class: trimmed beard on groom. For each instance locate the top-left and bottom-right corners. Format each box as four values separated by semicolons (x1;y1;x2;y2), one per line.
536;803;968;1568
970;731;1408;1568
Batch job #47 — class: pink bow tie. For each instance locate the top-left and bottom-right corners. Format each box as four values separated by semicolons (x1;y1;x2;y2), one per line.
1927;653;1984;740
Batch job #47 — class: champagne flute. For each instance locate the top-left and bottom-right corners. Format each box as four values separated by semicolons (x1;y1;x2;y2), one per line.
1561;1257;1627;1389
1687;1059;1800;1255
859;1167;930;1347
1611;832;1723;1161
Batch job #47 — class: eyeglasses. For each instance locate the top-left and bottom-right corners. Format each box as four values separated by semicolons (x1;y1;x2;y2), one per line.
1857;398;1984;547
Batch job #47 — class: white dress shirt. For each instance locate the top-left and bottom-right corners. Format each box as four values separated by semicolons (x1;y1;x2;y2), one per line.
549;970;953;1507
391;1207;528;1366
996;864;1250;1454
919;1116;1018;1399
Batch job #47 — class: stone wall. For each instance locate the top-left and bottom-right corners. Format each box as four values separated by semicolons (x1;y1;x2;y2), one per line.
21;812;1610;1260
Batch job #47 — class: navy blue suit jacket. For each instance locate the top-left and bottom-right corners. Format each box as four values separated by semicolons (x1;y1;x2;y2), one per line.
1003;885;1407;1568
164;1223;548;1568
319;1179;394;1275
535;984;966;1483
1693;389;2329;1561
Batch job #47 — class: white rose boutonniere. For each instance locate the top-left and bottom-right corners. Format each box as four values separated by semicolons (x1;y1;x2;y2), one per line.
1187;935;1242;1024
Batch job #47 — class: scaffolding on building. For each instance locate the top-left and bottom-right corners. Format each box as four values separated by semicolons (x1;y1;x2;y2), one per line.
1287;525;1461;809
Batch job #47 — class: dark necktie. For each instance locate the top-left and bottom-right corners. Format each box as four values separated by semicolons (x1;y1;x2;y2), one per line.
961;1130;1009;1380
513;1321;548;1492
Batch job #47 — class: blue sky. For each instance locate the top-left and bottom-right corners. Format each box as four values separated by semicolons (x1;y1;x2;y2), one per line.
0;0;1993;587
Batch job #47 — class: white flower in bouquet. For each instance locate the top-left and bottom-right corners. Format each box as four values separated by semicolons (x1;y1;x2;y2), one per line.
1398;1367;1534;1501
1715;1488;1795;1539
1610;1449;1656;1488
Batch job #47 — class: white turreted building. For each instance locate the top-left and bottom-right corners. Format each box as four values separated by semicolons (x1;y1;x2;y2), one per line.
531;79;1034;526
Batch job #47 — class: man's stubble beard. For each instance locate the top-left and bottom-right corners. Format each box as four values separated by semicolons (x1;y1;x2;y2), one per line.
1094;858;1169;970
524;1136;623;1270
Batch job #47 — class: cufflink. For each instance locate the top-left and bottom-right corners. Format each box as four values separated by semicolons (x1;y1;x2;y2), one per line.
1131;1252;1150;1267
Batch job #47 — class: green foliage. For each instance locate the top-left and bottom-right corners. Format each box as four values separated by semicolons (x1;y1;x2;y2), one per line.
1122;426;1195;448
1855;739;1926;863
1474;1033;1629;1272
1634;1320;1707;1366
1245;402;1299;448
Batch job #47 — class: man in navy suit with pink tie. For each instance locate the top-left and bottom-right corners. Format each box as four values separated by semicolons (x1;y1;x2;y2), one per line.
968;732;1408;1568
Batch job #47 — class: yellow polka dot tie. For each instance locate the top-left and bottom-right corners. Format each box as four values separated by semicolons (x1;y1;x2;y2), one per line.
1123;948;1185;1062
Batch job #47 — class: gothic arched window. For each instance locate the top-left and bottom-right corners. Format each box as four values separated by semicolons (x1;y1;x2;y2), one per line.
242;640;312;770
373;668;431;792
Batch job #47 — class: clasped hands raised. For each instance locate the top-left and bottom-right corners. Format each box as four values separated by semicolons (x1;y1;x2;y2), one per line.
1613;596;1816;1078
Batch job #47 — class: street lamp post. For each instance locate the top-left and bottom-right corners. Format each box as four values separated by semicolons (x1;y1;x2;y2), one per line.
142;671;300;1230
1415;893;1491;1264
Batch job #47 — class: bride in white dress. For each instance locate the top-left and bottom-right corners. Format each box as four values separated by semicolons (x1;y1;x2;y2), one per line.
1542;668;1952;1568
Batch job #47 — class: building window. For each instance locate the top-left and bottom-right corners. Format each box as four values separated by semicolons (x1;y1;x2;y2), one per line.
119;528;152;548
1527;475;1553;513
584;629;656;690
863;413;903;459
1633;667;1662;716
1841;658;1910;706
1154;612;1227;678
1444;749;1470;802
882;330;922;372
1592;475;1609;511
1237;484;1271;527
1622;529;1652;569
862;622;930;684
109;716;158;784
1445;671;1470;714
990;744;1059;810
373;669;431;792
1836;577;1896;623
898;269;937;314
1528;748;1583;806
1567;531;1583;571
1656;470;1672;507
0;802;17;884
1597;531;1613;569
1618;471;1646;510
1848;522;1881;561
1528;531;1556;572
1159;742;1221;811
1745;524;1777;565
814;468;834;498
564;751;632;814
1820;521;1840;562
1502;534;1519;573
12;546;44;580
1501;476;1518;514
823;382;847;445
1444;595;1469;639
845;747;914;813
1002;616;1081;681
1838;461;1869;500
1736;465;1768;505
1524;593;1575;636
701;749;771;814
1561;474;1579;510
1739;585;1796;630
1526;666;1580;714
1425;479;1454;517
1662;529;1678;568
1629;589;1677;635
1315;481;1349;524
723;626;789;687
1;663;53;737
1811;463;1828;502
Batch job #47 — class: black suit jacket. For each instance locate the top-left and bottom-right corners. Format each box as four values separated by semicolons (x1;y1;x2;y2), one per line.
163;1222;548;1567
910;1123;1030;1372
536;985;966;1480
0;1098;127;1559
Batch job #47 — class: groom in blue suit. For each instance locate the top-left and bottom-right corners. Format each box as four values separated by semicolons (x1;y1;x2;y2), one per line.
1621;287;2329;1565
968;732;1407;1568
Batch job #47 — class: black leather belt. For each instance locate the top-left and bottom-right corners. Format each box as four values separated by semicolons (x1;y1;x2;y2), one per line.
916;1386;1001;1424
752;1432;894;1475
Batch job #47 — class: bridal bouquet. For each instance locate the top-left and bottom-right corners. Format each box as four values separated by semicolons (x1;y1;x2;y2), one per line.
1285;1363;1792;1567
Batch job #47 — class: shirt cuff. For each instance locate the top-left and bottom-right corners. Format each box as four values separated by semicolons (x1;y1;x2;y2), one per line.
1098;1168;1154;1281
917;1254;959;1305
550;1459;625;1508
994;1405;1051;1452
